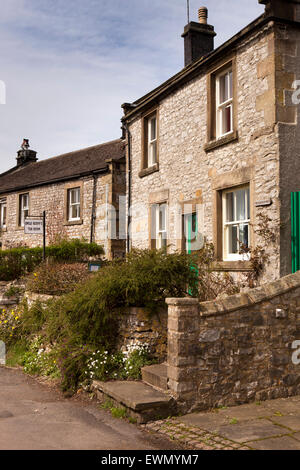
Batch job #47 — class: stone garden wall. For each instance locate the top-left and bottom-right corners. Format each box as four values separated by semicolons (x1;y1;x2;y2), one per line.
24;292;168;361
116;307;168;361
166;271;300;413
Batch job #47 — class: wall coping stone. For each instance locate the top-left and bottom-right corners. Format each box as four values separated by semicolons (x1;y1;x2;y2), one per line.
200;271;300;316
167;271;300;317
166;298;200;306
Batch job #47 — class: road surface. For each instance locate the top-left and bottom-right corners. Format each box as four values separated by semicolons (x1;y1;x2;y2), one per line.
0;366;181;450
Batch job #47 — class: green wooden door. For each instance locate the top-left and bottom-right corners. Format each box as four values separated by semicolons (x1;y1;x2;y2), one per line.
185;213;198;254
185;213;199;296
291;192;300;273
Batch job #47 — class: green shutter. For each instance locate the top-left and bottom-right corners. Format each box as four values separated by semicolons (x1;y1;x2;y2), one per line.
291;192;300;273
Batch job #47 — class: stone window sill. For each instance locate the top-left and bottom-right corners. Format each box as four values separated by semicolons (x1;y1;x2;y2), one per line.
212;260;253;272
139;163;159;178
64;220;83;226
204;131;238;153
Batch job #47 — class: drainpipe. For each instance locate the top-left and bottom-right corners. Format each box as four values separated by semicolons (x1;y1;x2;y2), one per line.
123;122;132;253
90;174;97;244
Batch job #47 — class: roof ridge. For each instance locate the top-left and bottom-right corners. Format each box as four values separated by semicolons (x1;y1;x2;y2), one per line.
31;138;123;167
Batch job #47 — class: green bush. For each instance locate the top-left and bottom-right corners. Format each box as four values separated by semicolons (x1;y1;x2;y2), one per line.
13;249;198;393
0;240;104;281
43;249;199;347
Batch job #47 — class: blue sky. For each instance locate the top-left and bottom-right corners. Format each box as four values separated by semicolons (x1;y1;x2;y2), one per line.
0;0;264;173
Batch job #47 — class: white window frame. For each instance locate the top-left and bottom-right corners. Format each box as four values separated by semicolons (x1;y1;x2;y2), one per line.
68;187;81;222
0;199;6;229
216;68;233;139
152;203;167;249
222;185;250;261
147;114;157;167
19;193;29;227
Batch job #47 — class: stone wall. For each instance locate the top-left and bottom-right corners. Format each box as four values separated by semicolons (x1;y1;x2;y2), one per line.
116;307;168;362
166;271;300;413
22;293;168;362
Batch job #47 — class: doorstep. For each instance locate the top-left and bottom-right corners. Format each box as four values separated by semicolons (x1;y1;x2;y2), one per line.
92;380;176;424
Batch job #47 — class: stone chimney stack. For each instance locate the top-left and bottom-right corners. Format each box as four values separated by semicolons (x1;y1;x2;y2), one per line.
16;139;38;166
182;6;216;67
259;0;300;21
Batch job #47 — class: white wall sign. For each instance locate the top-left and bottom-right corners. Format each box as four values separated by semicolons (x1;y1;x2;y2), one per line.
24;219;43;234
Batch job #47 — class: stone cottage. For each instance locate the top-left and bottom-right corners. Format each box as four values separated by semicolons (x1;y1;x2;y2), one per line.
0;139;126;260
121;0;300;283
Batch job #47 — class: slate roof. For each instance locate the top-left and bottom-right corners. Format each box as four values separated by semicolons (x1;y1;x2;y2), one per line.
0;139;125;194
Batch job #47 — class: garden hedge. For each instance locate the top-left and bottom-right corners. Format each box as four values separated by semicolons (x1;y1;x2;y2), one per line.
0;239;104;281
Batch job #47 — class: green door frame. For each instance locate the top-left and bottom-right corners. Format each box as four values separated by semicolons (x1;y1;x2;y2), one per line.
291;192;300;273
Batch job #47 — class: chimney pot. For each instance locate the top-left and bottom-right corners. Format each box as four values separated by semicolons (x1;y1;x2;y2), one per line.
17;138;38;166
198;7;208;24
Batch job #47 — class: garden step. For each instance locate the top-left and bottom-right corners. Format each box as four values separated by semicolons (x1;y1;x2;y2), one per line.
141;363;168;391
92;380;176;424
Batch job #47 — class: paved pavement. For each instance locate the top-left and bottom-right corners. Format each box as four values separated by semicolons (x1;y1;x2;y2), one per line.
143;395;300;450
0;366;183;450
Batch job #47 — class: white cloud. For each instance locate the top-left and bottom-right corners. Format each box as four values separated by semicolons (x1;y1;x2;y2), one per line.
0;0;264;173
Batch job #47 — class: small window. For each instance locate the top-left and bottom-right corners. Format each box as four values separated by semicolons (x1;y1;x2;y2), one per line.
19;193;29;227
222;186;250;261
68;187;81;221
151;203;167;249
216;68;233;138
0;199;7;229
143;112;158;169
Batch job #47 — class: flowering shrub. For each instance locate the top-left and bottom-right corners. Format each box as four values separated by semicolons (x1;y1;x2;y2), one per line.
123;343;152;379
0;307;22;343
86;349;125;381
26;262;91;295
85;344;152;382
22;336;60;378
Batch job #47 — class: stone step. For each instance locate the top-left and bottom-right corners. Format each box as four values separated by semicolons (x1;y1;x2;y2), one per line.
142;363;168;391
92;380;175;424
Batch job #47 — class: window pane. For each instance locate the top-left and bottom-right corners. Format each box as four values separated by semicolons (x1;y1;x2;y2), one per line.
239;224;249;249
228;225;238;254
71;204;79;220
219;74;226;104
3;206;6;226
159;205;166;231
150;117;156;141
71;189;80;204
226;192;234;222
222;105;232;134
246;188;250;219
149;141;157;165
229;71;233;99
236;189;246;221
151;204;157;241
